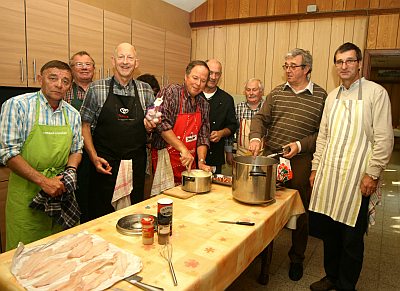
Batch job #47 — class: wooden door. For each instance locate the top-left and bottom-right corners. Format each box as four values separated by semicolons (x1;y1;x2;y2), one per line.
0;0;27;87
69;0;103;81
131;19;165;85
104;11;131;79
25;0;69;87
165;31;191;85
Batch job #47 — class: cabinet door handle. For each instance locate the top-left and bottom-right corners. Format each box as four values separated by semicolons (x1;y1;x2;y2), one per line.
161;75;164;87
33;59;37;83
20;58;24;83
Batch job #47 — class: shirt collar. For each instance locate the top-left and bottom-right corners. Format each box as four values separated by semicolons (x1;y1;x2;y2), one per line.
39;90;64;111
245;99;263;110
284;81;314;94
340;77;364;92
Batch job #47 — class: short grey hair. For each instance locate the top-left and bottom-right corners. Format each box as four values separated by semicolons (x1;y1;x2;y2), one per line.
285;48;313;76
245;78;264;92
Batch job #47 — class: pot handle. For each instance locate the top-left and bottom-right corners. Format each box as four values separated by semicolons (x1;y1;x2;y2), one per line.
182;176;195;184
249;170;267;177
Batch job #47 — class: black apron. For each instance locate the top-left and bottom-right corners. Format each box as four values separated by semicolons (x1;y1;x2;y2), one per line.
88;78;147;220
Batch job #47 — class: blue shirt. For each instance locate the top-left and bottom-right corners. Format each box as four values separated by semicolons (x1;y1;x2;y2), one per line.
0;91;83;165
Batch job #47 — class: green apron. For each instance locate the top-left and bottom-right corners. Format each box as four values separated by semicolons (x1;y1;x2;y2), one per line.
6;93;72;250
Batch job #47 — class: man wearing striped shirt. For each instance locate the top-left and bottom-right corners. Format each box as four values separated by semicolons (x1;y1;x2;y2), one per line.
249;48;327;281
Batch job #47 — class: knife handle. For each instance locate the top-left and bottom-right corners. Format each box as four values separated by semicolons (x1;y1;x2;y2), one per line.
133;281;164;291
237;222;255;226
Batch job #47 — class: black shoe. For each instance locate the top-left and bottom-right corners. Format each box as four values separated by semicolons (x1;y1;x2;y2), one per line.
310;276;335;291
289;262;303;281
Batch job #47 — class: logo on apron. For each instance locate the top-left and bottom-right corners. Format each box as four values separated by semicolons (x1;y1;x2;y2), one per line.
120;107;129;114
186;133;197;143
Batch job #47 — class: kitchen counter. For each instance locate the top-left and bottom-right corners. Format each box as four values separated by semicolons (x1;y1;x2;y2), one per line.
0;184;304;290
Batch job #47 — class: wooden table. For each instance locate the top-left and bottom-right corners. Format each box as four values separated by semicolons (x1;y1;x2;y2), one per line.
0;184;304;291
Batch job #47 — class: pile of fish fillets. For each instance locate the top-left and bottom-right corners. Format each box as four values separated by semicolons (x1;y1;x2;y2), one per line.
11;231;142;291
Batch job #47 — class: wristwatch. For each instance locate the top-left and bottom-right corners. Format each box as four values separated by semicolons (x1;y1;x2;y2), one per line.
199;158;206;164
367;174;379;180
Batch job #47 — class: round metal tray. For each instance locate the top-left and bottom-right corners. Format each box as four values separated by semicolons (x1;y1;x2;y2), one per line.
116;214;157;236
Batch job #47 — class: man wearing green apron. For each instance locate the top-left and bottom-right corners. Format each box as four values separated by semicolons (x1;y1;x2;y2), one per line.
309;43;393;291
0;60;83;251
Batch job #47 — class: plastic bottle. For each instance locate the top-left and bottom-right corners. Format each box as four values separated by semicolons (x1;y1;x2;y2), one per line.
141;216;154;245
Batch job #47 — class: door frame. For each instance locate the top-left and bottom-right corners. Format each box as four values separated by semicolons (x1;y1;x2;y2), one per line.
363;49;400;79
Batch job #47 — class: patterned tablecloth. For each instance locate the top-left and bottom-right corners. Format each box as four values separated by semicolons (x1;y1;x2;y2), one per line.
0;184;304;291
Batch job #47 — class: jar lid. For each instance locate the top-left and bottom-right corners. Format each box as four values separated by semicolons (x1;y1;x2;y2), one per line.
141;216;154;225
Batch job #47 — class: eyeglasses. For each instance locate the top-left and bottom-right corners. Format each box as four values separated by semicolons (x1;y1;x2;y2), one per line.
334;59;358;67
282;64;305;70
72;62;94;68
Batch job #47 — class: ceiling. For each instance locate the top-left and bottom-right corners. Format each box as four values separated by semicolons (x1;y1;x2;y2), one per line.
160;0;206;12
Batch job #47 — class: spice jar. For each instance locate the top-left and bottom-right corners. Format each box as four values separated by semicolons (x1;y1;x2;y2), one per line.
141;216;154;245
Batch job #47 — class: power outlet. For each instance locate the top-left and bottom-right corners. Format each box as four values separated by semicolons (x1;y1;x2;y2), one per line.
306;4;318;13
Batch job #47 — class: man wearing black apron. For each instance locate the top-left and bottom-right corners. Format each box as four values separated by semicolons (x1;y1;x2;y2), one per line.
80;43;157;221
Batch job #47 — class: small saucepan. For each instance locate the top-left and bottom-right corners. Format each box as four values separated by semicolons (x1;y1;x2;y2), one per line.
181;169;212;193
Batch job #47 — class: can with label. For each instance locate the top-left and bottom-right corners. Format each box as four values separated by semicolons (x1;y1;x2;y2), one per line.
157;198;173;236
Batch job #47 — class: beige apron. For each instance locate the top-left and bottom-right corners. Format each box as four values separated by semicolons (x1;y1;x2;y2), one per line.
310;80;372;227
236;118;264;156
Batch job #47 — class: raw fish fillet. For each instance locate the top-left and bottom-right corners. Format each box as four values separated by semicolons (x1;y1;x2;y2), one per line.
17;248;53;278
80;240;109;262
32;260;77;287
67;237;93;258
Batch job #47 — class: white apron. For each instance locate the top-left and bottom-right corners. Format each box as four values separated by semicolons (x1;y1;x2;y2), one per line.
309;80;374;227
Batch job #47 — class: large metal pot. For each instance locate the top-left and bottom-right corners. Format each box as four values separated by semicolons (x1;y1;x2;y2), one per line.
232;156;277;204
181;169;212;193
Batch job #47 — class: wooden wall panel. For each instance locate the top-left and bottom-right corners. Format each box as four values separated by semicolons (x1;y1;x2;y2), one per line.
326;17;345;92
397;17;400;48
380;0;400;8
355;0;370;9
343;17;355;43
291;0;299;14
271;21;291;88
289;20;299;51
224;25;240;93
239;0;250;18
345;0;356;10
312;18;332;90
369;0;380;8
298;0;316;13
237;24;250;92
352;16;368;56
376;14;399;48
264;22;276;92
213;0;227;20
247;24;258;78
366;15;379;49
274;0;291;15
332;0;345;10
207;0;214;20
195;28;209;61
297;20;315;53
256;0;268;16
191;29;197;59
213;26;227;88
226;0;240;19
195;2;208;22
317;0;333;11
207;27;215;57
254;23;268;84
266;0;275;16
249;0;257;17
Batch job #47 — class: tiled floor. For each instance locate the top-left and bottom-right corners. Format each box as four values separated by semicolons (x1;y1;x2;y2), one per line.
226;149;400;291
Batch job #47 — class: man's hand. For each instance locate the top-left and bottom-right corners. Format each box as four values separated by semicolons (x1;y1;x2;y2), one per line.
144;118;158;133
180;149;194;170
210;130;223;143
225;152;234;165
360;174;379;197
309;170;317;187
198;161;211;172
249;139;261;157
40;176;66;197
282;142;299;159
93;156;112;175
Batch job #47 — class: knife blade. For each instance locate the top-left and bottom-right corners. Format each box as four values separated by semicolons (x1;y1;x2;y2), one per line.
218;221;255;226
124;274;164;291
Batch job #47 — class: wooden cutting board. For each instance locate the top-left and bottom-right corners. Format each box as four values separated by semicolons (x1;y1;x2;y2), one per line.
162;186;196;199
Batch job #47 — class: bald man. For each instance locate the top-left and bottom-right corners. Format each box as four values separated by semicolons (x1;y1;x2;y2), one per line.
200;59;237;173
79;43;158;220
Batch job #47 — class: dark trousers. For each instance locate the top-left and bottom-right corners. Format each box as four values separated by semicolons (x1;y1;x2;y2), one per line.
285;153;312;264
87;150;146;221
75;150;91;223
314;196;369;290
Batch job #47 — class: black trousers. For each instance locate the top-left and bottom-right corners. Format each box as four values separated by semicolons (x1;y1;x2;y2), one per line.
87;149;146;221
75;150;92;223
314;196;369;290
285;153;313;264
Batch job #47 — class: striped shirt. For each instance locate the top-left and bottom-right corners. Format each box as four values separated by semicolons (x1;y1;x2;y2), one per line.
151;83;210;149
80;77;155;131
250;82;327;153
0;91;83;165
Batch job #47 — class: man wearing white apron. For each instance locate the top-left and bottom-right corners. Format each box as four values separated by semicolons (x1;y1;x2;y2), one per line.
309;43;393;291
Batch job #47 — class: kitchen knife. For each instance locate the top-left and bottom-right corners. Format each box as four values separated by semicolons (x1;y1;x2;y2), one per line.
218;221;255;226
124;274;164;291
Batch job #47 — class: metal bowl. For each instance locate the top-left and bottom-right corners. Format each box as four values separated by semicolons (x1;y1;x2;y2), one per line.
116;214;157;235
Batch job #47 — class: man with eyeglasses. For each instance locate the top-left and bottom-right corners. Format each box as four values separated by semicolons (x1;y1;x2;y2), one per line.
200;59;237;174
65;51;95;110
249;48;327;282
79;43;158;221
309;42;393;291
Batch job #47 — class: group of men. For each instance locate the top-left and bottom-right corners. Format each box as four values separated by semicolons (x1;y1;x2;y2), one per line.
0;41;394;291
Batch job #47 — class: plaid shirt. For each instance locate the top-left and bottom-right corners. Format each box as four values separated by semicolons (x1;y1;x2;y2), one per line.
152;83;210;149
80;77;155;131
64;82;86;104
